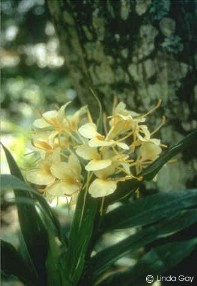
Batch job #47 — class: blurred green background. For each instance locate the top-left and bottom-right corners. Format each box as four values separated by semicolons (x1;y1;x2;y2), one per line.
1;1;74;284
1;0;77;168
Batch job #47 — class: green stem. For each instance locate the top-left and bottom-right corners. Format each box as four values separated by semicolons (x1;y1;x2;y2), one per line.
64;187;98;285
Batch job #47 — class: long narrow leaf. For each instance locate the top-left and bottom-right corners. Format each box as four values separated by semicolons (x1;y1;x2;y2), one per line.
101;189;197;233
89;87;103;133
2;145;49;285
1;144;24;181
1;173;62;239
97;238;197;286
65;188;98;285
90;209;197;281
1;174;42;195
1;240;36;286
41;208;67;286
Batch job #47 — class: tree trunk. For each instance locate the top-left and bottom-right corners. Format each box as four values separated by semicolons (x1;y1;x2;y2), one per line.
46;0;197;192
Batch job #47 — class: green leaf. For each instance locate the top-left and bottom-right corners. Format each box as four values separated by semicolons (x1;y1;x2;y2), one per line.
1;240;36;286
141;128;197;181
90;208;197;281
1;143;24;181
1;174;62;238
89;87;103;133
97;238;197;286
65;187;98;285
1;145;49;285
45;234;63;286
1;174;41;194
42;210;67;286
101;189;197;233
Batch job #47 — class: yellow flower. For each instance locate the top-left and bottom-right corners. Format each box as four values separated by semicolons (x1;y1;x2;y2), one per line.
112;102;140;121
32;103;89;151
76;144;112;171
135;142;162;173
87;155;129;198
32;103;70;152
109;101;162;151
86;151;131;198
26;149;60;185
26;100;164;201
64;105;89;133
88;178;117;198
78;122;129;149
46;154;82;197
108;102;144;139
139;142;162;161
33;102;70;130
26;160;55;185
135;125;160;145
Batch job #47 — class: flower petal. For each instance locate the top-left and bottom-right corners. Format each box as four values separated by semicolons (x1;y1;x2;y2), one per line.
35;111;59;128
116;142;129;150
68;153;81;178
78;123;98;139
88;179;117;198
50;162;71;179
76;145;98;160
94;165;116;179
33;118;51;128
26;169;55;185
139;142;162;161
51;154;81;180
85;159;111;171
89;138;113;147
47;181;79;196
33;140;53;152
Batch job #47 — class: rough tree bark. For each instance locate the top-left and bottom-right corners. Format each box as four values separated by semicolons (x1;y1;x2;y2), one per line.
46;0;197;192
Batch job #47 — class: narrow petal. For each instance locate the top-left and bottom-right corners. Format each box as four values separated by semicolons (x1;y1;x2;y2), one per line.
59;102;71;115
116;142;129;150
139;125;151;140
33;140;53;152
120;162;131;174
89;138;113;147
57;102;71;121
88;179;117;198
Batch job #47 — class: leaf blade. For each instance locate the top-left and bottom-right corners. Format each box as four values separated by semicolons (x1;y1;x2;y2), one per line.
97;238;197;286
2;145;49;285
91;208;197;281
1;240;36;286
101;189;197;233
65;188;98;285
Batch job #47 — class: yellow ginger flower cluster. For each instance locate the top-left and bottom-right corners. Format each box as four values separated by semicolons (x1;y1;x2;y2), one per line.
26;101;163;201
